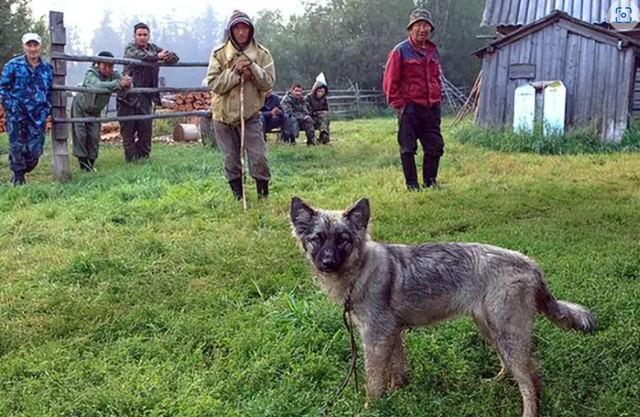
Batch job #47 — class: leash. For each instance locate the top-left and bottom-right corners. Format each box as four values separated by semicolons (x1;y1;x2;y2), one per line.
322;288;359;416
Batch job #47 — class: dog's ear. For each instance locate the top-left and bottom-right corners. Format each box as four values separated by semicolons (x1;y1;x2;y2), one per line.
290;196;317;238
344;198;370;233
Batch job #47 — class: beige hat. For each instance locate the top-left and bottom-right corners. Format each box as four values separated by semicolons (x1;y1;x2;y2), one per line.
22;33;42;45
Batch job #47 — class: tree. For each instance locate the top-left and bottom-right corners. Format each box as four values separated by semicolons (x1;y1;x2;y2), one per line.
90;11;121;56
0;0;47;71
254;0;490;91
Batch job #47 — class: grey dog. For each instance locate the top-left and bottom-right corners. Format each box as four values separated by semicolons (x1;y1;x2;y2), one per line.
289;196;595;417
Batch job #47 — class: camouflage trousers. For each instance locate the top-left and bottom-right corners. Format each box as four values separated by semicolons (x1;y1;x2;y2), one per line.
312;111;331;144
6;119;46;174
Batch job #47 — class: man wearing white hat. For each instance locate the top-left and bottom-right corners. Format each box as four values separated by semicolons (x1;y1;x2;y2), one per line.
0;33;53;186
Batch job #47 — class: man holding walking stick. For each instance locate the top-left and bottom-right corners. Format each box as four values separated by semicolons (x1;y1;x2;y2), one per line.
206;10;275;201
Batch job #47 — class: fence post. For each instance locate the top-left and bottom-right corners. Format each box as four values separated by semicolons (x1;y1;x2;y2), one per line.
355;83;362;118
49;11;71;182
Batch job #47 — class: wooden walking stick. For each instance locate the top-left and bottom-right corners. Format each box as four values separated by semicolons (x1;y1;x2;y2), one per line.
239;76;247;211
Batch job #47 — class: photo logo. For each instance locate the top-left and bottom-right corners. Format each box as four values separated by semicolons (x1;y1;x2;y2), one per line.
609;1;640;31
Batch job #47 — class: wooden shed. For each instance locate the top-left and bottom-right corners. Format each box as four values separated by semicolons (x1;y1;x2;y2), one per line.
474;10;640;142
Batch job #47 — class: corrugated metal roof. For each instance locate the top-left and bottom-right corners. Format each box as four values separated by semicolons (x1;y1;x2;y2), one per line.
482;0;640;26
474;10;640;57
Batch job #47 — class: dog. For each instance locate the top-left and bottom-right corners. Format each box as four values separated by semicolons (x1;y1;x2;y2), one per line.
289;196;595;417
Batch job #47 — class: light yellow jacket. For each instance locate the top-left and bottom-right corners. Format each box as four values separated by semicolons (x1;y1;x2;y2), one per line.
206;41;276;125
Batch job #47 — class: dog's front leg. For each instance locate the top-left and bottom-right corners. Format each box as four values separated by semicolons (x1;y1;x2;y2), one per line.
388;331;407;391
362;329;395;405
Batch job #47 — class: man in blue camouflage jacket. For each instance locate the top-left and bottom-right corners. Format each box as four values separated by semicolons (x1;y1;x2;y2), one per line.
0;33;53;186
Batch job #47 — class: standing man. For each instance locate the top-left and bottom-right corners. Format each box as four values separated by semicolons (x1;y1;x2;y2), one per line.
72;51;132;172
206;10;275;200
383;9;444;191
117;22;179;162
0;33;53;186
260;89;284;141
281;84;315;146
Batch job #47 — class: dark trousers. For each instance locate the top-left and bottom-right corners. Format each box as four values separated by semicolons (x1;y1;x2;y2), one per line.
7;119;45;174
398;103;444;187
260;114;285;139
71;97;101;161
117;97;153;162
283;115;315;144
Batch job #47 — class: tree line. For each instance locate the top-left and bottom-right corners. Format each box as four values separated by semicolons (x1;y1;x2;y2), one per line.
1;0;491;92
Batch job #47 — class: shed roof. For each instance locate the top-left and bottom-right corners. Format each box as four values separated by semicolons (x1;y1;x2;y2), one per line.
482;0;640;27
474;10;640;57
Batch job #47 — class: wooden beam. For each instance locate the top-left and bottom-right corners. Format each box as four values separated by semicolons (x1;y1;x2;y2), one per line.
53;85;210;94
50;11;71;183
53;111;212;124
50;53;208;68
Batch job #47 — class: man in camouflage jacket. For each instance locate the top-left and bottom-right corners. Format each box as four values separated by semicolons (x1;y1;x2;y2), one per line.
281;84;315;145
0;33;53;186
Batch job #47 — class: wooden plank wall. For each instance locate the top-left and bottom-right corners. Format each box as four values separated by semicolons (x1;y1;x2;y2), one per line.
477;21;636;142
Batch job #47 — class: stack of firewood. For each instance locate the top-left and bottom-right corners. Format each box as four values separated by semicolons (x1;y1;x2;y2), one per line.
172;92;211;111
100;122;120;142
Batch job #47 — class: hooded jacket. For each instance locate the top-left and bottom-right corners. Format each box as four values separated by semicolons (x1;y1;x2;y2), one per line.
75;65;123;115
206;11;276;124
305;80;329;114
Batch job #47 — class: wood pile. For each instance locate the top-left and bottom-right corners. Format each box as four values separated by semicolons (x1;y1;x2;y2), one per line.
100;122;121;142
172;92;211;111
0;104;5;133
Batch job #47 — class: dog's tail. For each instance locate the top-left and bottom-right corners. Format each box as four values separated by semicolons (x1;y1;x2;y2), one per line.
535;272;595;333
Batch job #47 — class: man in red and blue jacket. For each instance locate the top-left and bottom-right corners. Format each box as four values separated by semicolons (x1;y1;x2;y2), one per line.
383;9;444;191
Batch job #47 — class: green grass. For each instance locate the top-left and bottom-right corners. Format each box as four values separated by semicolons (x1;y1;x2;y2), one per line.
452;118;640;155
1;118;640;416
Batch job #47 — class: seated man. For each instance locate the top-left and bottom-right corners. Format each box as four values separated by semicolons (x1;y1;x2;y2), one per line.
305;79;330;144
259;89;284;141
281;84;315;145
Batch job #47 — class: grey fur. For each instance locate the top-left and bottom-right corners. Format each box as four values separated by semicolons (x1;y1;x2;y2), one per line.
290;196;595;417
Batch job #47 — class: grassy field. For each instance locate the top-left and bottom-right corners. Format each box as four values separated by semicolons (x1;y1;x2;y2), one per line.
1;118;639;416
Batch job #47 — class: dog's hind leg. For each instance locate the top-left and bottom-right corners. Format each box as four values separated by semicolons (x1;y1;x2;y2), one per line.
489;304;540;417
472;315;510;381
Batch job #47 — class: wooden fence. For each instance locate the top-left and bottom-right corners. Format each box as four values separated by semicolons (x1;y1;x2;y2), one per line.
49;11;210;182
47;11;413;182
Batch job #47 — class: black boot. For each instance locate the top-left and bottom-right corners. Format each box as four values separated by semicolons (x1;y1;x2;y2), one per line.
423;155;441;189
229;178;243;201
256;180;269;199
78;157;92;172
11;171;26;186
89;159;97;172
306;131;316;146
400;153;420;191
320;131;330;144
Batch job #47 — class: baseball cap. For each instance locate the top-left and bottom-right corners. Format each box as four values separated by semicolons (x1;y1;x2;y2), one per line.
22;33;42;45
